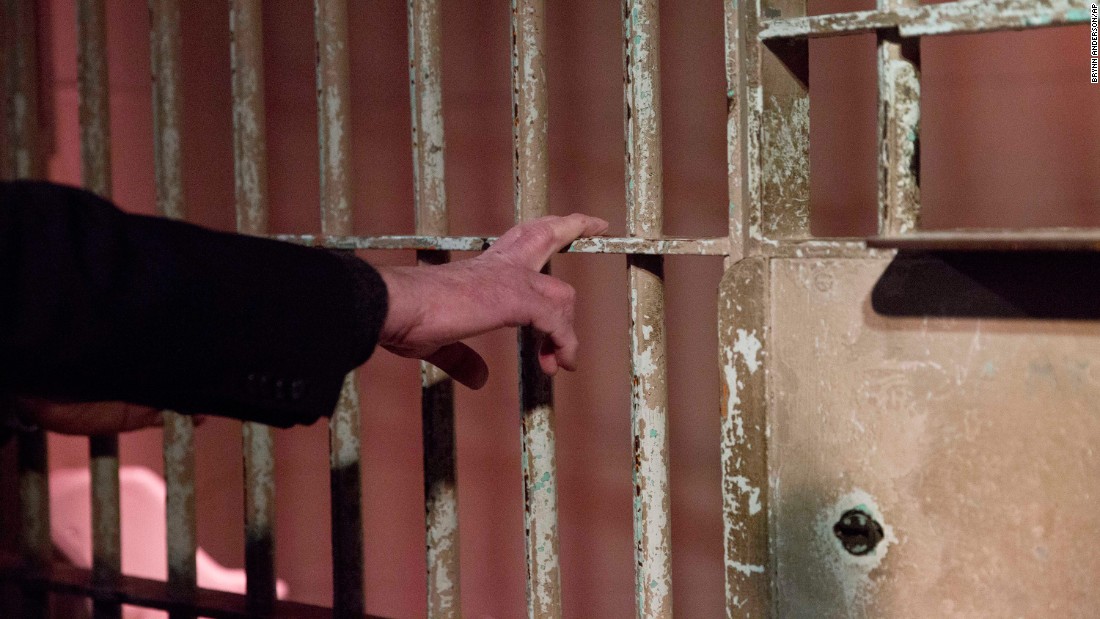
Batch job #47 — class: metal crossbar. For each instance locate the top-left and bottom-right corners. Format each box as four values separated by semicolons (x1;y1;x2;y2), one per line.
0;0;1090;617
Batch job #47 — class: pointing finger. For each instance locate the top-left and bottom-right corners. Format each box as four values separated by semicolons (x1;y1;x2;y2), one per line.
492;214;609;270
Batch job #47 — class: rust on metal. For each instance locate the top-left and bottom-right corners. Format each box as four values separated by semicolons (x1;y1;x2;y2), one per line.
877;0;921;236
511;0;563;616
718;259;770;617
150;2;198;615
77;2;122;616
231;0;278;610
624;1;673;617
409;0;461;615
759;0;1091;40
315;1;366;615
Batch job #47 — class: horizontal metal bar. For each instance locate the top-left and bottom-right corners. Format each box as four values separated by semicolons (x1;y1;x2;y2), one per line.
273;234;731;255
0;553;388;619
759;0;1090;40
867;229;1100;252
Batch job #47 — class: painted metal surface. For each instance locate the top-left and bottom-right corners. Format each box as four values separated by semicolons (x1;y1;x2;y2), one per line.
876;0;921;236
758;0;1091;40
275;233;730;255
724;0;744;263
77;2;122;616
150;3;198;617
315;2;366;616
230;0;278;611
767;256;1100;616
511;1;563;616
2;0;41;179
624;1;672;617
718;259;770;618
408;0;461;615
3;6;50;617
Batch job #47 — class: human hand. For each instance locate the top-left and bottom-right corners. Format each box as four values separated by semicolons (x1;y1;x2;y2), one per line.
9;396;165;436
376;213;609;389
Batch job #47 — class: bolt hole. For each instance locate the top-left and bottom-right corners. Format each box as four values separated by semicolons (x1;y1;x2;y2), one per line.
833;508;884;556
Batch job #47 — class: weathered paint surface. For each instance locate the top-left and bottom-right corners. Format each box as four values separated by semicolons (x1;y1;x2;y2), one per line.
512;1;563;616
277;234;730;255
740;0;810;249
409;0;460;614
149;4;197;614
150;0;185;221
718;259;770;618
758;0;1089;40
162;412;197;599
230;1;278;609
724;0;744;262
231;0;269;237
315;2;366;615
315;0;354;238
421;362;459;618
77;4;122;616
877;0;921;236
625;2;673;617
769;257;1100;616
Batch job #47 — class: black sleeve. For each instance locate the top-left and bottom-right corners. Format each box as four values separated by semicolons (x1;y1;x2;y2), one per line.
0;180;388;428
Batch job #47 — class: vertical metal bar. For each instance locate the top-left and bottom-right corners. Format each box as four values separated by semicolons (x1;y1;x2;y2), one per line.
230;1;278;612
718;260;770;618
17;432;49;618
408;0;461;616
150;3;197;618
1;3;50;608
743;1;809;248
724;0;744;265
623;1;672;617
6;6;49;617
877;0;921;235
315;2;365;615
77;2;122;617
3;0;41;180
511;2;563;617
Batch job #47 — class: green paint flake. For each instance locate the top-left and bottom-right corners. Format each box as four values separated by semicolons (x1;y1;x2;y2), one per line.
649;579;658;589
1065;8;1089;21
541;471;551;482
906;129;917;142
727;89;735;99
649;429;658;438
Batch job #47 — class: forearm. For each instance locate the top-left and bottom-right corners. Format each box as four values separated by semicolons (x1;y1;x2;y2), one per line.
0;181;387;426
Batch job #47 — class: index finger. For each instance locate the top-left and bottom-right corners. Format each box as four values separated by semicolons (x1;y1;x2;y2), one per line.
498;214;609;271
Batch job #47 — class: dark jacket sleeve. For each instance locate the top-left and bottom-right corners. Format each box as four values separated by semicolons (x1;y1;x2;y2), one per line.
0;180;388;428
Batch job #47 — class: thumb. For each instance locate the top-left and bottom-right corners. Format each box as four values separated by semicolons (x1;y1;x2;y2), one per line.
424;342;490;390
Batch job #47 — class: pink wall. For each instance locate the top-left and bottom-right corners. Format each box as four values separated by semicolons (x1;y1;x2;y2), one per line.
4;0;1098;617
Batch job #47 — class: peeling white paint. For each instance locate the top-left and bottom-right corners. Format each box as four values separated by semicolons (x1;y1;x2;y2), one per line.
733;328;763;374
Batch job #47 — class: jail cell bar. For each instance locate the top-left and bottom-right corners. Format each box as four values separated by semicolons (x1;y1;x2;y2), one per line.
314;1;369;617
149;2;201;618
408;0;462;616
76;1;125;618
509;1;566;618
230;0;280;613
3;1;49;618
